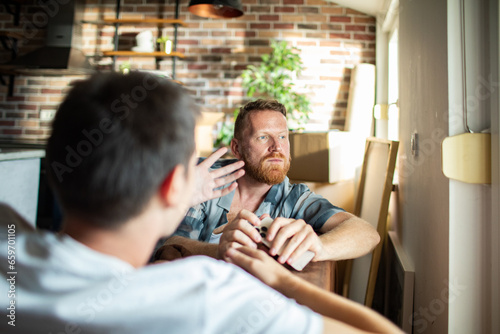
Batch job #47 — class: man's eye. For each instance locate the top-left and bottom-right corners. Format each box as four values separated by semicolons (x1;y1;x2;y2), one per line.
258;136;268;140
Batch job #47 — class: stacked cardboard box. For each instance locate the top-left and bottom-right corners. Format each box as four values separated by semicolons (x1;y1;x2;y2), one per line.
288;131;366;183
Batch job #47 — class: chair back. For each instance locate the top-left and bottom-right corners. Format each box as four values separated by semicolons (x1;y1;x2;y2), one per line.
342;137;399;307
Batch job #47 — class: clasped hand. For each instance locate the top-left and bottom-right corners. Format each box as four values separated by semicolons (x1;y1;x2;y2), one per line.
218;209;325;266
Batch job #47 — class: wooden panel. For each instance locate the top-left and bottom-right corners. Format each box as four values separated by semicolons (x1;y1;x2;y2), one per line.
0;31;24;39
385;231;414;333
85;18;187;27
102;51;185;58
343;137;399;307
294;260;335;292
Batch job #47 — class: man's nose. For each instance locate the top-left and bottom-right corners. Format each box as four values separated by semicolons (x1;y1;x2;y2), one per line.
270;138;282;151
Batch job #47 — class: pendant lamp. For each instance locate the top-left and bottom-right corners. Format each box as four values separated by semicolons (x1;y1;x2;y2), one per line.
188;0;243;19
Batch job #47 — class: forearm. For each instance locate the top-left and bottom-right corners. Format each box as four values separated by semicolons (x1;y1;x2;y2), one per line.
159;235;219;259
224;246;402;334
276;274;402;334
316;216;380;261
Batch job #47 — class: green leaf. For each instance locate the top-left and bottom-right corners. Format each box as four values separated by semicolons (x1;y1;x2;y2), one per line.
214;39;313;149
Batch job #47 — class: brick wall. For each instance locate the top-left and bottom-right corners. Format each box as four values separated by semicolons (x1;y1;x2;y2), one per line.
0;0;375;143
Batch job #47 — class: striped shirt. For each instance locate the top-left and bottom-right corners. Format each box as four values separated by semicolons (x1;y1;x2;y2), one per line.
174;159;344;243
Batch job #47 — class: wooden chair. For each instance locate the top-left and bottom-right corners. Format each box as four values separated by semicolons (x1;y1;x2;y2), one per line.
342;137;399;307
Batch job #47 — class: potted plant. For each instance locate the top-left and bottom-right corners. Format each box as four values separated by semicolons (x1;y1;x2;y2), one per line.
157;35;172;54
119;61;131;74
215;40;312;147
214;109;239;148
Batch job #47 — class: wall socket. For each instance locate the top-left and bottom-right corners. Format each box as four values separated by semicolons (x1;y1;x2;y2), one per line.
40;110;56;121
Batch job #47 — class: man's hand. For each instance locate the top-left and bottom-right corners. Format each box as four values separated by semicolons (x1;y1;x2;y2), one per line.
190;147;245;207
217;211;324;266
264;217;324;266
223;246;294;290
216;209;263;258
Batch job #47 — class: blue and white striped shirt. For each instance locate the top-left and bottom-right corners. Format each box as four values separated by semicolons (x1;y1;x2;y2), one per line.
175;160;345;243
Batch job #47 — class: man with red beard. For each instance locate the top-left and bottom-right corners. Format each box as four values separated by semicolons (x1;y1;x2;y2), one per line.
157;99;379;267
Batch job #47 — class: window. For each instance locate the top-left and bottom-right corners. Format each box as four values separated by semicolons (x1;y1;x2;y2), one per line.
387;28;399;141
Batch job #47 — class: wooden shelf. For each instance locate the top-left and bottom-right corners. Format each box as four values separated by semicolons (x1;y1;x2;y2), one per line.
0;30;21;68
85;0;186;80
102;50;185;58
0;67;17;75
0;31;24;39
0;0;21;26
84;18;187;27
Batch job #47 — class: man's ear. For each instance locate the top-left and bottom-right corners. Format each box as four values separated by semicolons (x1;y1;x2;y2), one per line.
159;164;186;207
231;138;241;159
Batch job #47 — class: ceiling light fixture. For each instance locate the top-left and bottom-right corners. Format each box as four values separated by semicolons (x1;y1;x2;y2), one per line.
188;0;243;19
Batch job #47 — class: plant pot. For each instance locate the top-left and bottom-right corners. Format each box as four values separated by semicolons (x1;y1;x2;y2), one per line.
159;40;172;54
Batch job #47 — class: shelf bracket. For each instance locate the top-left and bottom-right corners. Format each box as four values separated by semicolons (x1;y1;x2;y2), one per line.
0;34;19;60
0;73;15;97
171;0;180;80
111;0;122;71
0;0;21;26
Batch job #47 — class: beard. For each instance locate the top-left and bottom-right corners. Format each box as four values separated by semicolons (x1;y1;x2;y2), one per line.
241;151;291;185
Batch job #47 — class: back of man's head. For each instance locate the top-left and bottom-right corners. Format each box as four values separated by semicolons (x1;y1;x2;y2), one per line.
46;72;199;228
233;99;287;141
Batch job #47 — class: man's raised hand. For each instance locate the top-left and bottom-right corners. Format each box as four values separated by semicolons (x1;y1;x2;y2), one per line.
190;147;245;207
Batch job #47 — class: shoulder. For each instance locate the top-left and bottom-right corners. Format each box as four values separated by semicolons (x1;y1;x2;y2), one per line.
139;256;249;288
139;257;323;333
288;180;312;194
278;177;314;199
0;203;35;234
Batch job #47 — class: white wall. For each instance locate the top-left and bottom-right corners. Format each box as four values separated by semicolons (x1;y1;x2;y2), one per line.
0;157;42;226
339;0;498;332
492;4;500;333
447;0;497;333
398;0;450;333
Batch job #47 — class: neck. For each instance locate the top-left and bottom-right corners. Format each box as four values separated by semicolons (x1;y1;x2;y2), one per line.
62;202;167;268
236;174;273;203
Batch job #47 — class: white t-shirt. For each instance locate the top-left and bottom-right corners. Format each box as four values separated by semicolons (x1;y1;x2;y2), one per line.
0;213;323;334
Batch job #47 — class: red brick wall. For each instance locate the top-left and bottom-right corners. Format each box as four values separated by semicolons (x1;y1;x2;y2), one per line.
0;0;375;143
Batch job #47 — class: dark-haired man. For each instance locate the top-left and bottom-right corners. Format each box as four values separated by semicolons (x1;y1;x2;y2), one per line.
0;73;401;333
161;99;379;267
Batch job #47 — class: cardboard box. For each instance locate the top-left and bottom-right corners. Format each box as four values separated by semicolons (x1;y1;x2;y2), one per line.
195;112;225;157
288;131;366;183
302;179;356;214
